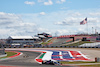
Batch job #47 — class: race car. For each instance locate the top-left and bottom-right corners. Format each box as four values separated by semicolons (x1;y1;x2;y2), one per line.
42;60;61;65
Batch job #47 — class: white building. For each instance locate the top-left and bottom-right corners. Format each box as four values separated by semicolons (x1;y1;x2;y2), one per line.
7;36;40;45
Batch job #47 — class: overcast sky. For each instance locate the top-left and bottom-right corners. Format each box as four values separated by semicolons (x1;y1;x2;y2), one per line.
0;0;100;38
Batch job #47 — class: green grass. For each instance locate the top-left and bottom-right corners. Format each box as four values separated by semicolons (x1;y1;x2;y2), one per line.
60;61;98;64
41;42;51;45
0;51;17;59
41;38;53;45
60;61;100;67
66;41;93;46
6;51;17;57
80;64;100;67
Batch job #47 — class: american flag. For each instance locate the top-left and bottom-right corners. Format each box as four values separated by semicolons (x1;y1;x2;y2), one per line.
80;18;87;25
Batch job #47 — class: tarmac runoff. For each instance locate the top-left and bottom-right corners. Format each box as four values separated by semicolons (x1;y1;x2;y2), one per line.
5;48;94;63
0;51;23;67
0;66;23;67
0;48;98;67
0;50;73;67
34;50;93;64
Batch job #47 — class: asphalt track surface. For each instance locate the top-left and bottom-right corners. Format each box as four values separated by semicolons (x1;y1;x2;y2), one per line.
0;50;76;67
1;48;100;67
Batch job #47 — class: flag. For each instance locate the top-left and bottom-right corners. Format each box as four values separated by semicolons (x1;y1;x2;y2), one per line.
80;18;87;25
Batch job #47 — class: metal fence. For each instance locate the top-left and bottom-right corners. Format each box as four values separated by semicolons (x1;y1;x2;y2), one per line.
2;45;100;48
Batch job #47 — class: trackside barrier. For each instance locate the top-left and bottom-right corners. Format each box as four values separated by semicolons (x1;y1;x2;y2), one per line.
21;46;24;48
30;46;33;48
0;54;7;58
3;45;100;48
95;57;100;62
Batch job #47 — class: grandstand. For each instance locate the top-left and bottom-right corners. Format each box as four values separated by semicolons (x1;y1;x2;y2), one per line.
49;38;72;46
38;32;52;38
48;34;99;46
6;33;52;47
4;34;100;48
7;36;40;45
79;42;100;47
